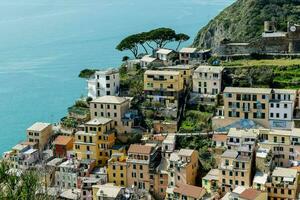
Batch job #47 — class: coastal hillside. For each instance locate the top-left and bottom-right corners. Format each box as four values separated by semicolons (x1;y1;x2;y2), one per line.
193;0;300;49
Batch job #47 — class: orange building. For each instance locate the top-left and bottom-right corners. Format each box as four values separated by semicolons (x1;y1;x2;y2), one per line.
53;136;74;158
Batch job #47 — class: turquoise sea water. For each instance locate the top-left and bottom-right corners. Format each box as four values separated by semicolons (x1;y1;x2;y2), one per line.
0;0;234;153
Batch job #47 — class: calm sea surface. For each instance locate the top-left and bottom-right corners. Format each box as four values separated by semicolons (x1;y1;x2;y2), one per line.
0;0;234;153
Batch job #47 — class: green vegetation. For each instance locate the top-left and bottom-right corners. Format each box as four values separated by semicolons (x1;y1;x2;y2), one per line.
179;103;214;133
222;62;300;89
223;58;300;67
119;64;144;101
78;69;97;79
0;161;48;200
176;135;216;172
61;117;78;128
179;110;212;133
193;0;300;49
116;28;189;58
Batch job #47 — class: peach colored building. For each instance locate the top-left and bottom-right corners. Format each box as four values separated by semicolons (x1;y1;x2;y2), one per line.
126;144;161;191
167;149;199;188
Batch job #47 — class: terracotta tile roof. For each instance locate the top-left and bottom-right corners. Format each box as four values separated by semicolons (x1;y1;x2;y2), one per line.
290;166;300;172
153;135;165;142
53;136;73;146
239;188;262;200
212;134;227;142
128;144;153;155
174;184;206;199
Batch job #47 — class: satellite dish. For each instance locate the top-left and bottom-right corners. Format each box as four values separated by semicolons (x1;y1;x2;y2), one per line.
290;26;297;32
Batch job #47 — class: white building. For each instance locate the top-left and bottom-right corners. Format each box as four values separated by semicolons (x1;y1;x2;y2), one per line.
156;48;175;66
191;66;224;105
87;69;120;99
140;55;161;68
268;89;297;129
55;160;79;189
162;134;176;158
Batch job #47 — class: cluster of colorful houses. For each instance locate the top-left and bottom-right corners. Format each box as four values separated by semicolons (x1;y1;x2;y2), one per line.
3;45;300;200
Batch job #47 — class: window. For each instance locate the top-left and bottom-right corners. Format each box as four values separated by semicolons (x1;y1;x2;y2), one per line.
114;113;117;117
271;103;274;108
276;113;280;118
284;113;287;119
270;113;274;118
284;104;288;108
262;94;266;99
106;83;110;88
106;91;110;95
222;171;225;175
114;105;117;109
276;104;280;108
106;76;110;80
241;181;245;186
140;165;143;170
94;112;97;116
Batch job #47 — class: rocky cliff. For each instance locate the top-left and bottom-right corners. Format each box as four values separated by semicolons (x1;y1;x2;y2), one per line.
193;0;300;50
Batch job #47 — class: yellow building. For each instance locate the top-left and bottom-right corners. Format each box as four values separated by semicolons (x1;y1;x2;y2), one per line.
107;153;127;187
259;129;292;167
144;70;184;108
202;169;219;194
74;117;116;166
161;65;194;87
223;87;270;128
266;167;298;200
26;122;52;151
214;87;297;130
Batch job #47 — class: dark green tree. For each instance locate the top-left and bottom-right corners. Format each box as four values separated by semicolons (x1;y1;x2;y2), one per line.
175;33;190;50
147;28;177;48
116;34;140;58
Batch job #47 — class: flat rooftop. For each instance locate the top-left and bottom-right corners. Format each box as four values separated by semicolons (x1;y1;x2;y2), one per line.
194;65;224;73
145;70;180;76
91;95;128;104
85;117;112;126
224;87;271;94
27;122;51;132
